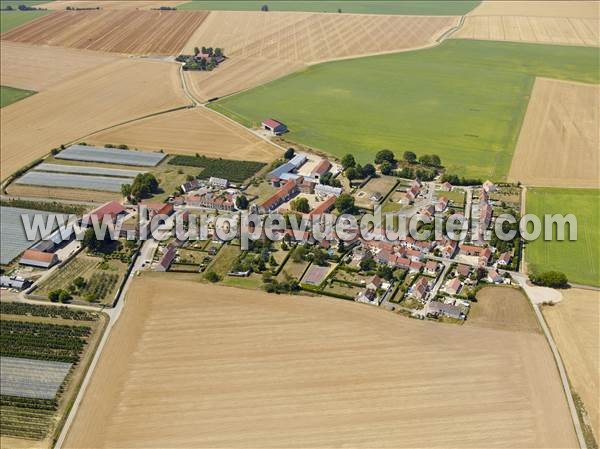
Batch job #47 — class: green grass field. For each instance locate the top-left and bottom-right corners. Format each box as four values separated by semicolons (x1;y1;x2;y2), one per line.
210;40;599;180
0;85;36;108
526;188;599;287
0;1;49;32
179;0;480;15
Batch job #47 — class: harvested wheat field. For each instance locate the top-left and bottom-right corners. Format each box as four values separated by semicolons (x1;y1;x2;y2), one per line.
508;78;599;188
39;0;187;10
0;41;122;91
87;108;280;163
469;1;600;19
2;9;209;55
63;276;577;448
4;184;120;203
0;59;188;181
182;11;459;101
454;15;599;47
468;286;541;333
543;288;600;437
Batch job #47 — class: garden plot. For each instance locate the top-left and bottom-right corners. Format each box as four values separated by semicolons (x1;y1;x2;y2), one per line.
301;264;332;286
56;145;166;167
0;357;72;400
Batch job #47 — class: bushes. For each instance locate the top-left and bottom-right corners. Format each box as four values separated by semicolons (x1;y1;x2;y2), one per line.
0;302;98;321
168;155;266;183
529;271;569;289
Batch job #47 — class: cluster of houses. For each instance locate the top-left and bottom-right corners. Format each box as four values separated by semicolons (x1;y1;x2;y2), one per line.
401;179;422;205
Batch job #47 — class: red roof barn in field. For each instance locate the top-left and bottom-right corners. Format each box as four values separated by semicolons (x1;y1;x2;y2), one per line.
85;201;126;224
261;118;288;135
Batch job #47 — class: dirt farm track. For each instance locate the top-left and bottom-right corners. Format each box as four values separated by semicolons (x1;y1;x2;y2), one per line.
63;276;577;448
1;10;209;55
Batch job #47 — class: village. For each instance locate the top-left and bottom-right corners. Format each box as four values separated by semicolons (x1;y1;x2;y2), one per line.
1;118;523;324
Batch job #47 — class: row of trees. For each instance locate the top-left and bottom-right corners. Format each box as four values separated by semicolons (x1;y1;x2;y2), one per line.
48;289;72;303
341;154;376;180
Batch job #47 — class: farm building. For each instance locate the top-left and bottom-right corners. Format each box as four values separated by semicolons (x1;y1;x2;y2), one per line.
261;178;299;212
155;244;177;272
427;301;464;320
315;184;342;197
209;177;229;188
261;119;288;135
139;201;174;220
310;160;331;180
0;275;31;290
84;201;126;225
308;196;336;218
19;249;59;269
181;179;202;193
267;154;307;180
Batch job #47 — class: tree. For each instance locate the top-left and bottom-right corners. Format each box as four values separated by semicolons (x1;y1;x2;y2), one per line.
269;254;278;267
205;271;220;282
380;160;392;175
261;4;269;11
214;48;223;57
130;173;159;201
48;290;60;302
310;248;328;266
360;258;377;272
73;277;86;290
403;151;417;163
419;154;433;166
193;47;200;56
345;166;360;180
292;245;307;263
121;184;132;200
284;147;295;159
59;290;72;303
361;163;376;178
430;154;442;167
375;149;395;164
291;197;310;213
236;195;249;210
341;154;356;170
335;194;355;214
82;228;103;252
377;265;394;281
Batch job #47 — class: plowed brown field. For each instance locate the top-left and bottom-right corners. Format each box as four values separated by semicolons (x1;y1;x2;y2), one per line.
39;0;187;10
87;108;280;163
1;59;189;181
1;9;209;55
0;41;122;91
182;11;459;101
543;288;600;437
63;276;577;448
508;78;599;188
455;15;599;47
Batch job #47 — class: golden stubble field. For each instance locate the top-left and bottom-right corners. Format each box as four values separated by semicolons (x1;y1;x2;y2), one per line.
64;276;577;448
0;41;122;91
87;107;280;163
2;9;209;55
182;11;459;101
543;288;600;438
0;59;189;181
457;0;599;47
508;77;599;188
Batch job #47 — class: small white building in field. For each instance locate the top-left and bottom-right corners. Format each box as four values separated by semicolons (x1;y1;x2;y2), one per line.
261;119;288;135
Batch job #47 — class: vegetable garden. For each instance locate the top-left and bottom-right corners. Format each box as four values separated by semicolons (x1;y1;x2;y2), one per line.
168;155;266;183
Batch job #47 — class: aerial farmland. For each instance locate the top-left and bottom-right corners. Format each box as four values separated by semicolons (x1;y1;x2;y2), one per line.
0;1;598;448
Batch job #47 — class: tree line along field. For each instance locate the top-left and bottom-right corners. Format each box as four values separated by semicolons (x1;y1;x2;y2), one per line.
179;0;481;15
210;39;599;180
526;187;599;287
0;85;35;108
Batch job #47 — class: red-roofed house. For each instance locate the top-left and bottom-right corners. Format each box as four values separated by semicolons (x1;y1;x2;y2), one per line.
444;277;462;295
424;260;439;276
310;159;331;180
411;277;429;300
308;196;336;218
262;119;288;135
85;201;126;225
261;178;299;211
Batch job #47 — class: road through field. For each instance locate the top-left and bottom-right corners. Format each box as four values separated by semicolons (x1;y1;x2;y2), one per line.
63;276;577;448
